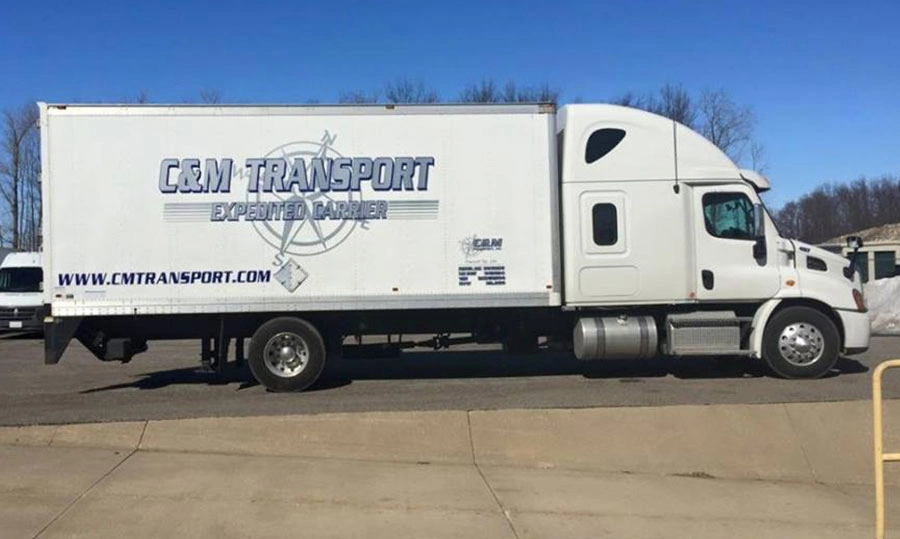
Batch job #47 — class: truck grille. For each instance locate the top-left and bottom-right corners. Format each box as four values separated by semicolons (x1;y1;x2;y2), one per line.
0;307;37;321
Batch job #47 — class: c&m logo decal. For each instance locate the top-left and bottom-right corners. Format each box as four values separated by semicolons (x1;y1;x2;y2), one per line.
157;131;438;291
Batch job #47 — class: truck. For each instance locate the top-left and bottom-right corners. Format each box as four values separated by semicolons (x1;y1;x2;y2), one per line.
0;251;44;333
38;102;870;391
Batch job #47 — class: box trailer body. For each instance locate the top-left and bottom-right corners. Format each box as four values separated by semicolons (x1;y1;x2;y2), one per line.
42;104;560;316
40;103;871;390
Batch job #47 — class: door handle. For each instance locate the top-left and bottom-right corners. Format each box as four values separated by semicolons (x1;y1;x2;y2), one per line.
701;270;715;290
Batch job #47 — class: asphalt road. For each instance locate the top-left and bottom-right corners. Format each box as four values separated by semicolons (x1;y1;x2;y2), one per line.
1;333;899;425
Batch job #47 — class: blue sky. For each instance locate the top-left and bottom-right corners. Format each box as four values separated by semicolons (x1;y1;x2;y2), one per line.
1;0;898;206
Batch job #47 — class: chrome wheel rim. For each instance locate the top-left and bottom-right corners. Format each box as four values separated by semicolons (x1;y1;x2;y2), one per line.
778;322;825;367
263;332;309;378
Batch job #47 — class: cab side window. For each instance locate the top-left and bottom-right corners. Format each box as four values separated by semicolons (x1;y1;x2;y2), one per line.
591;203;618;245
702;192;755;240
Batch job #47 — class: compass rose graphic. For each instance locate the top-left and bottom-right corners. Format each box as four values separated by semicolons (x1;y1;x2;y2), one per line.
248;131;365;265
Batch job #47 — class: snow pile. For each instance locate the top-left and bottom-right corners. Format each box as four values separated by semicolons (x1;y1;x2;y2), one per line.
864;276;900;335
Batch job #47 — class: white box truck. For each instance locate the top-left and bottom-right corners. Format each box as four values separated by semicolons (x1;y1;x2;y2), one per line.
39;103;870;391
0;251;44;333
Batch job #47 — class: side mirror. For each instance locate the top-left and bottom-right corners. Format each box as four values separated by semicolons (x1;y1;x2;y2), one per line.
752;204;767;260
752;204;766;239
844;236;864;279
846;236;864;250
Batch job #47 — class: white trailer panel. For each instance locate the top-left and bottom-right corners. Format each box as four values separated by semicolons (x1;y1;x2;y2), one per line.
41;104;561;316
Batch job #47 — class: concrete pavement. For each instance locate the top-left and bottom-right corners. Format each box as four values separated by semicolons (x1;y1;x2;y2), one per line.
2;444;898;539
3;399;900;538
4;399;899;483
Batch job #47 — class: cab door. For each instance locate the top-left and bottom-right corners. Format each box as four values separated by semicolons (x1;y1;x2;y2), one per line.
692;184;781;301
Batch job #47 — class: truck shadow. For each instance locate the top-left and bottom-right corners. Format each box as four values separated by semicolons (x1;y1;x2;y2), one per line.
80;349;869;393
0;331;43;340
327;350;868;382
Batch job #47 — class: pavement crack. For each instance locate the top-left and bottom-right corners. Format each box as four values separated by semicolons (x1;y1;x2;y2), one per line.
466;410;477;466
467;410;521;539
31;447;139;539
136;420;149;449
46;426;59;447
782;403;820;483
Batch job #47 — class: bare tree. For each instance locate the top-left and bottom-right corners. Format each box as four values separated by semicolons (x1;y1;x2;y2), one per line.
610;91;646;108
459;79;500;103
611;85;762;167
651;84;696;127
384;78;439;104
774;201;800;239
199;88;222;104
501;81;559;104
529;82;560;104
870;176;900;226
750;142;767;174
0;104;40;250
120;90;151;104
26;111;40;251
338;90;380;104
461;79;559;104
501;82;519;103
696;89;754;163
613;85;695;126
21;128;40;251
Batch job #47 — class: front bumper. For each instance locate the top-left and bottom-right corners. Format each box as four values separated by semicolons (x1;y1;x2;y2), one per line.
838;308;870;354
0;306;44;333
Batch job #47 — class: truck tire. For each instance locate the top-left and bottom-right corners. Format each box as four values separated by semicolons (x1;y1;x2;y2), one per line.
248;317;326;392
762;307;839;379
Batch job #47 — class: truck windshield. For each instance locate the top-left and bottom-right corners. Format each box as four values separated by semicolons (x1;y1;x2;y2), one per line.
760;200;782;237
0;267;42;293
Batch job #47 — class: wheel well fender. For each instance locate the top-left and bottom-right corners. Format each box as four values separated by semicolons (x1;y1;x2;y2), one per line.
749;299;781;358
751;298;844;356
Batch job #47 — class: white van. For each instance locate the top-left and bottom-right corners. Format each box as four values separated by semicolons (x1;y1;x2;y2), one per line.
0;252;44;333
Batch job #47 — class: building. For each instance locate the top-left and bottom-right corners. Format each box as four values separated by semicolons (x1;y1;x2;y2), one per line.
820;223;900;282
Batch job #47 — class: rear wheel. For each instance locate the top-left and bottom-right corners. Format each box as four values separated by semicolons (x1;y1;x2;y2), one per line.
762;306;840;379
248;317;326;392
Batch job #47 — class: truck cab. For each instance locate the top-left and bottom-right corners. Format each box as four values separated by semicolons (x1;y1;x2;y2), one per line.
0;252;44;333
559;104;869;378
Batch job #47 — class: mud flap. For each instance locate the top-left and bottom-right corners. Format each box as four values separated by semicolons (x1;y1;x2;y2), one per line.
44;316;83;365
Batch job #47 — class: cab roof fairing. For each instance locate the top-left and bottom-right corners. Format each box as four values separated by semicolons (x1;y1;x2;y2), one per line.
558;104;744;183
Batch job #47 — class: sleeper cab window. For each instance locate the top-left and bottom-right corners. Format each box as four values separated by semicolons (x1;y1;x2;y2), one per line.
702;192;755;240
585;128;626;164
592;203;618;246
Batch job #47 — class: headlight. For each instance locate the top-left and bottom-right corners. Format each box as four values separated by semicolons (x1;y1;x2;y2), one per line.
853;289;867;312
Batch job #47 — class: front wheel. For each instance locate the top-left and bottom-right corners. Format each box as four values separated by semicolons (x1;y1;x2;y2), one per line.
248;317;326;392
762;306;840;379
